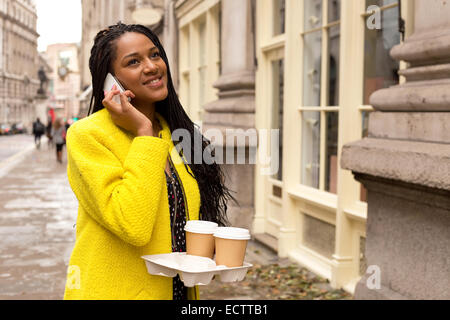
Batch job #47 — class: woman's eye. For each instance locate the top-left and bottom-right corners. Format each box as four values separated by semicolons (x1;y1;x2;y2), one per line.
151;52;160;58
127;59;139;66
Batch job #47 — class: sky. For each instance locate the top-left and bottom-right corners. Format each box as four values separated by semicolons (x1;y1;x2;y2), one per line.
35;0;82;52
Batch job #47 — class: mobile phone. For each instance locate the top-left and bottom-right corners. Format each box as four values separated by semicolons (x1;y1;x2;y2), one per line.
104;73;130;104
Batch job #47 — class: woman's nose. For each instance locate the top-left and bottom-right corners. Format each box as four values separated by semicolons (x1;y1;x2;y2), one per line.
142;57;158;73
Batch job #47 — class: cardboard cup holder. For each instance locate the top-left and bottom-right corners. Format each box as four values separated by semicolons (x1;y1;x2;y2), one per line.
142;252;252;287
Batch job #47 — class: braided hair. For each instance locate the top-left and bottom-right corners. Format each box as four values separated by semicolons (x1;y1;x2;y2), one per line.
87;22;236;226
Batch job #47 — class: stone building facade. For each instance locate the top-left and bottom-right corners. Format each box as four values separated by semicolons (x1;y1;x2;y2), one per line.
44;43;81;122
0;0;40;132
79;0;448;298
172;0;437;297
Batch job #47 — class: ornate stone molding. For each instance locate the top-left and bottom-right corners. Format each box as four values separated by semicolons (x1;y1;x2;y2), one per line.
212;71;255;92
368;112;450;143
341;138;450;191
370;79;450;111
391;30;450;65
203;95;255;114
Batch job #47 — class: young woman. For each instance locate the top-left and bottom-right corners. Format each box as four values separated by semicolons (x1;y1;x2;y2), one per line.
64;22;235;300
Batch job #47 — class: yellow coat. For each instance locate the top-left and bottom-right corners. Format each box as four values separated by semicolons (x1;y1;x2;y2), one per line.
63;108;201;300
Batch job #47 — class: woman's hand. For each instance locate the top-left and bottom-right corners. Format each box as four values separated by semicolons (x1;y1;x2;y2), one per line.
102;85;154;137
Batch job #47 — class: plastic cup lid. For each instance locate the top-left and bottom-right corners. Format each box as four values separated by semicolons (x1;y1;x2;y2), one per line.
184;220;218;234
213;227;251;240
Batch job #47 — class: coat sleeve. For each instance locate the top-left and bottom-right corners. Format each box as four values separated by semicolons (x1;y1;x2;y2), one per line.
66;124;170;247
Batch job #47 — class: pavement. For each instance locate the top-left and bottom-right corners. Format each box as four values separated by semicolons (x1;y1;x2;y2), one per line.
0;134;348;300
199;240;296;300
198;240;353;300
0;135;77;299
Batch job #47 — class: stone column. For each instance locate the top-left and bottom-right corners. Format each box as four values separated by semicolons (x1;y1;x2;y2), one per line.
341;0;450;299
163;0;178;91
202;0;256;229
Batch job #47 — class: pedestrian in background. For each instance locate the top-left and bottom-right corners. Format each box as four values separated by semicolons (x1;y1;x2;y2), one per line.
64;119;73;145
32;118;45;149
46;119;53;149
51;118;66;164
65;120;71;134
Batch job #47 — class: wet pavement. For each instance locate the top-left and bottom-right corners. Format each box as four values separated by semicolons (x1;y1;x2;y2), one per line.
0;134;38;163
0;136;76;299
0;134;351;300
199;240;352;300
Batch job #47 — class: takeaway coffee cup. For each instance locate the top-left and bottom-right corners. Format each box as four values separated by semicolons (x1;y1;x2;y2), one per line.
213;227;251;267
184;221;218;259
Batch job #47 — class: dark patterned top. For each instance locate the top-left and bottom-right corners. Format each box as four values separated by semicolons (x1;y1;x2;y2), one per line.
165;161;188;300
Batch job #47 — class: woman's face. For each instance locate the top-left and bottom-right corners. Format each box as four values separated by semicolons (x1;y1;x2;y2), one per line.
111;32;168;105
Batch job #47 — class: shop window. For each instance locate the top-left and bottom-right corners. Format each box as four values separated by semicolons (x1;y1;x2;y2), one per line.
273;0;286;36
304;0;322;31
301;111;320;188
301;0;340;193
328;0;340;22
302;31;322;107
272;59;284;181
363;0;400;104
325;112;339;193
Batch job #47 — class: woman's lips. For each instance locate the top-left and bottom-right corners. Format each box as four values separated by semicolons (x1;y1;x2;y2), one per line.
143;76;163;88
